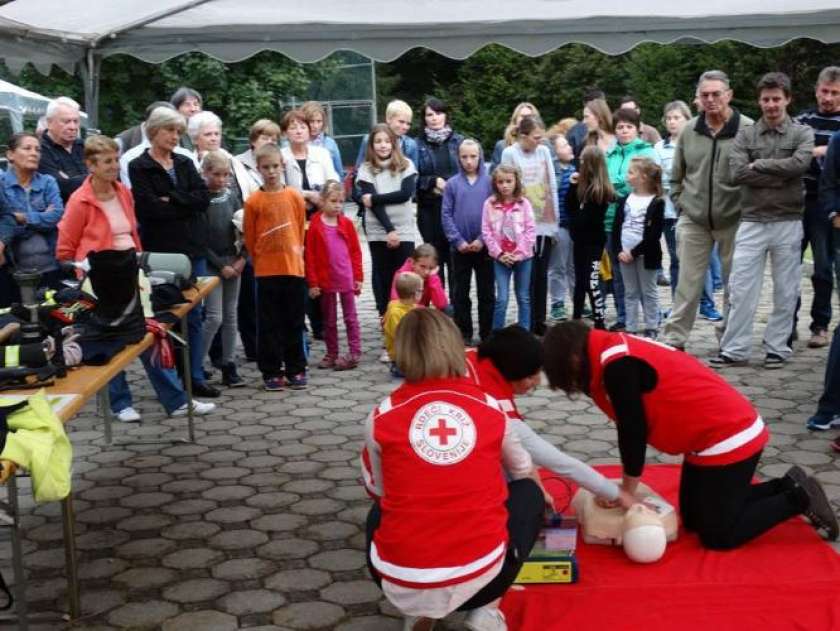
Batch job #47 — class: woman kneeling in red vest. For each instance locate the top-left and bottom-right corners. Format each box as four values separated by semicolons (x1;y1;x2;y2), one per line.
542;320;838;549
362;308;545;631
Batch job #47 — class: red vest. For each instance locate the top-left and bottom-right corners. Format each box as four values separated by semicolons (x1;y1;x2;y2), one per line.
587;330;767;466
464;349;522;421
369;377;509;589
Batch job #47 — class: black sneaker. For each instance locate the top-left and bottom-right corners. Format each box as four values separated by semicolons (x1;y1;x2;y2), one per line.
192;381;221;398
608;322;626;332
801;476;839;541
763;353;786;370
222;363;246;388
709;353;748;368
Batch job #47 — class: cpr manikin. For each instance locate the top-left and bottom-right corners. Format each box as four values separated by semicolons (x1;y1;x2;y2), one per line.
572;481;678;563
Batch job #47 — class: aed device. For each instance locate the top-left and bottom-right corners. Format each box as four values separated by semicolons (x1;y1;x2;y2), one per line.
514;514;579;584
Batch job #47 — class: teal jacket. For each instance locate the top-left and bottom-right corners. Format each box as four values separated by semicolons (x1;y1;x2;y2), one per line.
605;138;658;232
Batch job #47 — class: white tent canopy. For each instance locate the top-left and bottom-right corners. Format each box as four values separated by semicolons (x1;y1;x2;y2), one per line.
2;0;840;124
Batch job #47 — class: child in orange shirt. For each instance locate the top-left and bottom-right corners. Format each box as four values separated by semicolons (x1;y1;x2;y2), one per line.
243;144;308;391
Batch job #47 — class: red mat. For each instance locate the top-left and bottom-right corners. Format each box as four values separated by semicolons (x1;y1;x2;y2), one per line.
501;464;840;631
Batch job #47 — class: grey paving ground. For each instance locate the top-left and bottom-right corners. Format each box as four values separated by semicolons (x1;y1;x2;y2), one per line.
2;245;838;630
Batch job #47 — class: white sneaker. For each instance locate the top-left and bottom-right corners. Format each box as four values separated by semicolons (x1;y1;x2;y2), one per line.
402;616;436;631
116;406;141;423
171;400;216;417
465;606;507;631
379;350;391;363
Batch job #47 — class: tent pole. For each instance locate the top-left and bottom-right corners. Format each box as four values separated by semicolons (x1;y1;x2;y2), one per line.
82;48;101;131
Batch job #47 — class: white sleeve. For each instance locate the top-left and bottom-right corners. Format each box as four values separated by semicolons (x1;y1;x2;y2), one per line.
361;411;383;498
501;417;533;480
514;422;620;500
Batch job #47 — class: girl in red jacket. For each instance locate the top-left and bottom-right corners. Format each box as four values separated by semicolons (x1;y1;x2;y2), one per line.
305;181;363;370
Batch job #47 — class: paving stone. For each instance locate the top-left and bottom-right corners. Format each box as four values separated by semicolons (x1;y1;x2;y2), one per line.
123;472;173;487
251;513;308;532
200;465;251;480
107;601;180;628
161;520;221;540
258;537;320;560
335;615;402;630
272;602;346;630
160;478;215;493
201;484;256;501
76;506;133;524
79;557;130;580
279;461;325;475
219;588;287;615
290;498;345;515
119;491;175;508
80;484;134;502
309;449;356;463
162;547;225;569
308;549;367;571
161;610;238;631
161;461;213;474
116;537;177;559
211;557;275;580
266;568;332;592
113;567;179;589
162;578;230;603
321;580;382;605
206;505;263;524
26;521;66;542
161;498;218;516
76;528;131;550
207;528;269;550
283;479;335;494
241;472;294;487
270;443;319;457
246;492;301;509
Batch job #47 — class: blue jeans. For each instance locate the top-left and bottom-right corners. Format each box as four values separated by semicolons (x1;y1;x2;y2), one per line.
108;349;187;415
189;256;208;384
493;258;533;330
605;233;625;325
664;218;680;296
816;324;840;416
709;244;723;290
803;197;836;331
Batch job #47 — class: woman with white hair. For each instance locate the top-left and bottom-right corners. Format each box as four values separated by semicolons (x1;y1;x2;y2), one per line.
188;111;260;202
128;106;219;399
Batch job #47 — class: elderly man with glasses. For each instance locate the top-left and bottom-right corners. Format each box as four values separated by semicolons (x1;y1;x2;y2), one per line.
663;70;754;350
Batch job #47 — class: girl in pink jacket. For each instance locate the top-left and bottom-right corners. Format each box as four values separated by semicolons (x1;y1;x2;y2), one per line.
389;243;450;312
482;165;536;330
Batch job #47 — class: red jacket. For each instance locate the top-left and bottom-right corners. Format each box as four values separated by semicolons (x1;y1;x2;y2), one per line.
390;258;449;309
304;211;363;290
364;377;509;589
587;330;767;466
57;176;142;261
464;348;522;421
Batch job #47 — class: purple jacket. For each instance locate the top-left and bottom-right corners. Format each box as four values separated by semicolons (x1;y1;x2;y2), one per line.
441;170;493;249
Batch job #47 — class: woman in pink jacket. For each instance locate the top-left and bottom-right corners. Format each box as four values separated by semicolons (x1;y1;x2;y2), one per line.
58;135;215;423
482;164;536;330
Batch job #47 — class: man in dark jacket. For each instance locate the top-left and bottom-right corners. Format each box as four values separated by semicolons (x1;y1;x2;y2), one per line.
38;96;87;203
794;66;840;349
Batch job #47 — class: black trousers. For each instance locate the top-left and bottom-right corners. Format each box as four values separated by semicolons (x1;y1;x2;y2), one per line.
530;236;554;336
451;249;495;343
369;240;415;316
256;275;307;379
572;242;606;327
417;198;452;291
365;478;544;612
237;260;258;360
679;451;804;550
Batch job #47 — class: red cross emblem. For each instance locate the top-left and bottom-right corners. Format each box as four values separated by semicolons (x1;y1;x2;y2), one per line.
429;418;458;446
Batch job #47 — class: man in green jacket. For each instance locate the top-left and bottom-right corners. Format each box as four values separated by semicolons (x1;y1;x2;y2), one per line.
713;72;814;368
662;70;753;349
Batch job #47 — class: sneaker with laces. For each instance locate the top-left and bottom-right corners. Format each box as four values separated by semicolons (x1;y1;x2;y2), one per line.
806;413;840;431
116;407;141;423
221;363;245;388
334;355;359;371
379;350;391;363
263;376;286;391
699;306;723;322
288;372;308;389
549;302;567;323
317;355;337;369
171;400;216;417
763;353;786;370
465;606;507;631
709;353;748;368
808;329;830;348
801;476;839;541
